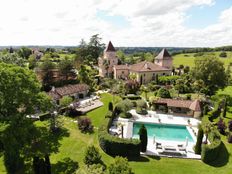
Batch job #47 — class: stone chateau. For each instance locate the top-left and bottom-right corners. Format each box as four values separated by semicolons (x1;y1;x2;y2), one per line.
98;41;173;84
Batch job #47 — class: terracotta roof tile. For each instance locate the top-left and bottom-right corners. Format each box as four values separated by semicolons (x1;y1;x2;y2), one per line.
154;98;201;111
47;84;89;100
130;61;170;72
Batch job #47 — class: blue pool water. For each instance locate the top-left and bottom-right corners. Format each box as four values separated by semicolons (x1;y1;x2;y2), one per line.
133;122;194;142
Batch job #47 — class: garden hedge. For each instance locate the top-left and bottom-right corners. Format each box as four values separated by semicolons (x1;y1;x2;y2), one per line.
39;112;51;121
122;95;141;100
98;113;140;157
201;129;222;163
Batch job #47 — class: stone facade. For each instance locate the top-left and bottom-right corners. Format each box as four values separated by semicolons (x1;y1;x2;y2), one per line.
98;41;173;84
98;41;118;77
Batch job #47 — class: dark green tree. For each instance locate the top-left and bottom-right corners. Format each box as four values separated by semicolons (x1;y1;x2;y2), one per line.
58;57;74;80
17;46;32;59
191;56;227;95
84;146;102;166
138;124;148;152
195;124;204;154
108;102;113;111
0;63;52;173
157;87;171;98
87;34;105;64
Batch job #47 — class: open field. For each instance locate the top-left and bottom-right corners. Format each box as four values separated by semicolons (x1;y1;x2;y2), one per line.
0;93;232;173
173;51;232;68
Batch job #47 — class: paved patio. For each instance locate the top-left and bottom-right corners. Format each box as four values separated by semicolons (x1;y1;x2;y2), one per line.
109;109;202;159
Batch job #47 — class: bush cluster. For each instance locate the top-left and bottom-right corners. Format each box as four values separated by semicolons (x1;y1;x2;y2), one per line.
78;117;93;133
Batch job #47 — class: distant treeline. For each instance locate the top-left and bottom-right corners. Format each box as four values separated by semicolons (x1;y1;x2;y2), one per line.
172;45;232;55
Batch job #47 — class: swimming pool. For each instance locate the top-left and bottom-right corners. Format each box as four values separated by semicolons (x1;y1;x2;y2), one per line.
133;122;194;142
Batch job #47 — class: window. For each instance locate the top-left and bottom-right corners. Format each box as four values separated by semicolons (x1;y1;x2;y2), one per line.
122;71;124;74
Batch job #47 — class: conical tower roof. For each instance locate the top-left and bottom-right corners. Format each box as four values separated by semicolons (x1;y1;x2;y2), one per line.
155;48;172;60
105;41;116;52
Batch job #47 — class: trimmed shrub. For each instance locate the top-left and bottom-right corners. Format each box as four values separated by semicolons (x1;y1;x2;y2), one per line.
105;111;113;118
138;124;148;152
84;146;102;166
157;87;171;98
195;125;204;154
217;118;227;135
98;113;140;158
136;108;148;115
228;133;232;143
108;102;113;111
109;156;133;174
228;120;232;132
122;95;141;100
119;112;132;119
78;117;93;133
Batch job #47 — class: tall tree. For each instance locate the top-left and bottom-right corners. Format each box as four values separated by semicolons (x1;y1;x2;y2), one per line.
191;57;227;95
58;57;74;80
17;46;32;59
195;124;203;154
87;34;105;64
0;63;52;173
138;124;148;152
78;65;96;91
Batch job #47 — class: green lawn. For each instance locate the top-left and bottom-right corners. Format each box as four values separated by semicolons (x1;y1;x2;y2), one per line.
0;93;232;173
173;51;232;68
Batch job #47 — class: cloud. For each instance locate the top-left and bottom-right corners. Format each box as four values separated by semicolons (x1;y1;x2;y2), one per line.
0;0;231;47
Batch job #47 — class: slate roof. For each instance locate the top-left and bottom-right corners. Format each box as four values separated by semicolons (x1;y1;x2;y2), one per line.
48;84;89;100
154;98;201;111
130;61;170;72
155;48;172;60
105;41;116;52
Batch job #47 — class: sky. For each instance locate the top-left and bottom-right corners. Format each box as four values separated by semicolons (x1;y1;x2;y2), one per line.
0;0;232;47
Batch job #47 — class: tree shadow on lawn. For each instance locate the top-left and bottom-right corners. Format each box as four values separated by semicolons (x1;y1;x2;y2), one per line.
128;155;161;162
206;142;230;167
31;126;70;155
52;157;79;174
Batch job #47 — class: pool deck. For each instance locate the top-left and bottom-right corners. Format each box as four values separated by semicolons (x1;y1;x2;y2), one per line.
110;109;201;159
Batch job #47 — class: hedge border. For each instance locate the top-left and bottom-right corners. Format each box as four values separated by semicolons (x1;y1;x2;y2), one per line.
98;113;140;158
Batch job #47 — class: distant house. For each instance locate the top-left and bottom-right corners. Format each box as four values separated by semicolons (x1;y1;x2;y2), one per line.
47;84;89;103
98;41;173;84
153;98;201;118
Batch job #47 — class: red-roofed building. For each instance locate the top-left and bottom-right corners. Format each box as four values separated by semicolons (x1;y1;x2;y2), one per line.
47;84;89;102
153;98;201;118
98;42;173;84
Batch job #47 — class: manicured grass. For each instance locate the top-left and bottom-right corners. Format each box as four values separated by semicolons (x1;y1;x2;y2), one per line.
173;51;232;68
0;92;231;173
